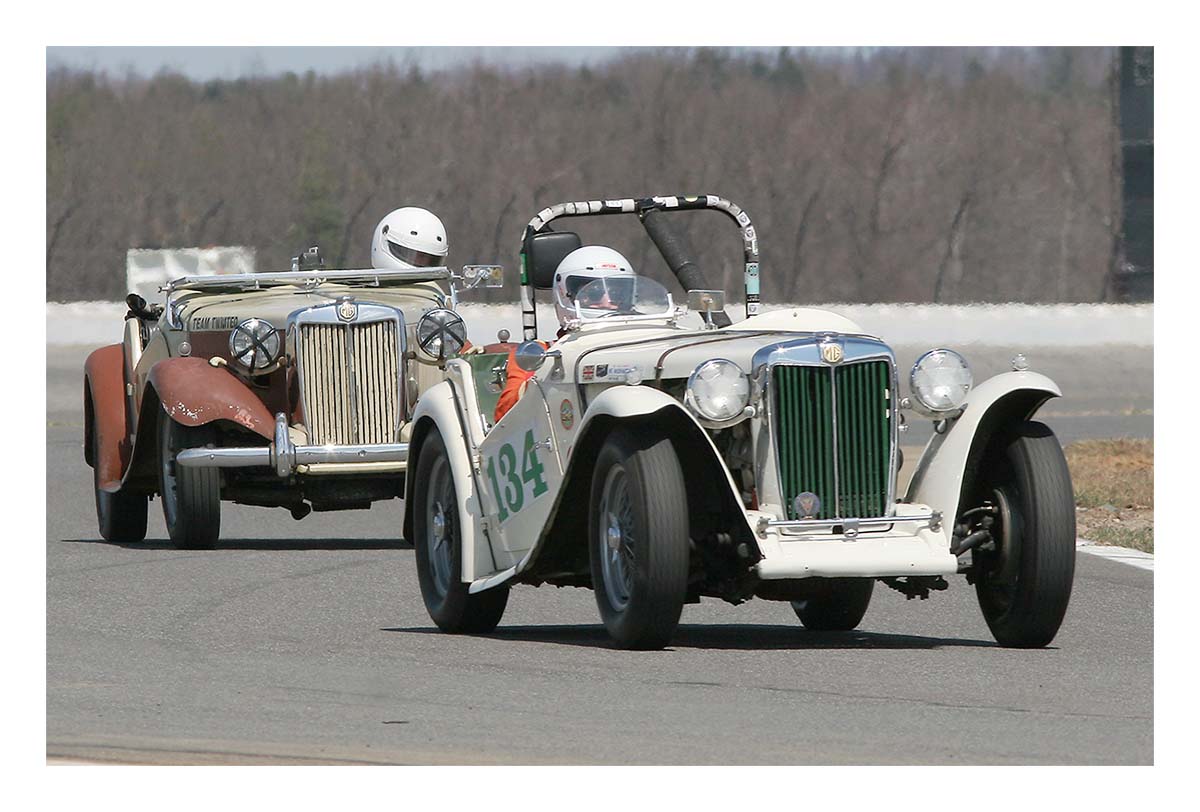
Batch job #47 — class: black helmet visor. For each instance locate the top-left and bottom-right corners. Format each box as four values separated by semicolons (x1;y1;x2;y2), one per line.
387;240;443;268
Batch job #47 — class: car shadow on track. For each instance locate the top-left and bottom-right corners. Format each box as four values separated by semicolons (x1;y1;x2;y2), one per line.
383;623;996;651
60;538;411;551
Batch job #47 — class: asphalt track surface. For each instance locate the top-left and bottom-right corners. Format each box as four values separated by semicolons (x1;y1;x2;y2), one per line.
46;346;1152;764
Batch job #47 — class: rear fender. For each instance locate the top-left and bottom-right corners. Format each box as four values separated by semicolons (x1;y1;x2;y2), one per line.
83;344;130;490
526;386;756;585
905;371;1062;536
403;379;493;583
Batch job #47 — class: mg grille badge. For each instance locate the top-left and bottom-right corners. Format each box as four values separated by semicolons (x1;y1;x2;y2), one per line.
337;298;358;322
794;491;821;519
820;342;844;365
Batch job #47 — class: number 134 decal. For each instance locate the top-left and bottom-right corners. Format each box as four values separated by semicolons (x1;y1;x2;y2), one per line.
485;429;549;522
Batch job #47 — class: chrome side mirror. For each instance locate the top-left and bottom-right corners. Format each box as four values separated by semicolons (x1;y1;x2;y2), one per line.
514;340;548;372
688;289;726;329
463;265;504;288
451;264;504;297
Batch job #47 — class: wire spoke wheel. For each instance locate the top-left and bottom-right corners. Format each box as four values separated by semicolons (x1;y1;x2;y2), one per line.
424;456;455;599
597;465;636;612
588;428;689;650
413;428;508;634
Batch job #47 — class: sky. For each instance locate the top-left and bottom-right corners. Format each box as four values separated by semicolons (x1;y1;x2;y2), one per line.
45;46;691;79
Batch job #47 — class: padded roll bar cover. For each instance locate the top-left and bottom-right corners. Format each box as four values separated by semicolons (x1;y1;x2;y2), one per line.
524;231;582;289
640;208;732;327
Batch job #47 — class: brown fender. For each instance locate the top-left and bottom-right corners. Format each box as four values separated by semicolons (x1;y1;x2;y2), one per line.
83;344;130;490
146;357;275;441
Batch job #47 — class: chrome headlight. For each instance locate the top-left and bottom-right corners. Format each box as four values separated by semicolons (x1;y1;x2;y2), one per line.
685;359;751;424
228;318;281;371
909;348;972;416
416;308;467;360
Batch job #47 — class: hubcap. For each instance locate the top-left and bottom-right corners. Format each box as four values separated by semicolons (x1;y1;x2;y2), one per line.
597;465;635;611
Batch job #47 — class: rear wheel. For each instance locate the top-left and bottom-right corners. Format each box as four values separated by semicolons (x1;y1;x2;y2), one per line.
791;579;874;631
91;411;148;542
414;429;509;633
158;412;221;549
971;421;1075;648
589;429;689;650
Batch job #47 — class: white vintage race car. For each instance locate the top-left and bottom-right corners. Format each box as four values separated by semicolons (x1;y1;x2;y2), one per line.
402;195;1075;649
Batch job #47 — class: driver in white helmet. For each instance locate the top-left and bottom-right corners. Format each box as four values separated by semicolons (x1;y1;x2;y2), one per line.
495;245;636;422
371;207;448;270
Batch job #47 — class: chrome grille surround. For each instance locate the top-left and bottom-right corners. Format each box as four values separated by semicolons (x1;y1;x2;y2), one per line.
287;301;407;446
752;335;900;522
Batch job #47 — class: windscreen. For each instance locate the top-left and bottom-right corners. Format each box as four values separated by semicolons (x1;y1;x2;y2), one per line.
571;275;673;321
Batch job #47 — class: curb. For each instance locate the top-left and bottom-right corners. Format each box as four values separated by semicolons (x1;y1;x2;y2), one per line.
1076;539;1153;571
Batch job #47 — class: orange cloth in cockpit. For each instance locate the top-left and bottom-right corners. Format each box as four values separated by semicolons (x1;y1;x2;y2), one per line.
493;341;549;423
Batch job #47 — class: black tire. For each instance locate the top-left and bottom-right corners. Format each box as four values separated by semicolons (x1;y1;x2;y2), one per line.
413;429;508;633
972;421;1075;648
91;412;148;543
158;412;221;550
790;579;874;631
588;428;690;650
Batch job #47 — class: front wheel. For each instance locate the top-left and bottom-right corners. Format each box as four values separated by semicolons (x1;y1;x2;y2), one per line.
413;429;508;633
158;413;221;549
791;578;874;631
589;429;690;650
971;421;1076;648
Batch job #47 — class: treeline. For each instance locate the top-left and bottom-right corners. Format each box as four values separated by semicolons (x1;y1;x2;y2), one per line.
47;47;1121;304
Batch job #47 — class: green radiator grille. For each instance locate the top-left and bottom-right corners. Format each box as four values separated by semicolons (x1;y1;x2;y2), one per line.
773;361;893;520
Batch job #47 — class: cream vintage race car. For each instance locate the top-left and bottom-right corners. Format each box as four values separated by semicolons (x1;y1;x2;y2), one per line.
403;195;1075;650
84;247;499;548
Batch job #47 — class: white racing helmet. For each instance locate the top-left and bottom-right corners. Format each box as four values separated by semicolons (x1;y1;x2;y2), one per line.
371;207;448;270
553;246;636;324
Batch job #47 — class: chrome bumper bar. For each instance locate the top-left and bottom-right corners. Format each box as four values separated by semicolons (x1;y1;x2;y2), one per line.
757;510;942;539
174;413;408;477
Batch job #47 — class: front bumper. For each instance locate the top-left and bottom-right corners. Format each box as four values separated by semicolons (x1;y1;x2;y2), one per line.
174;413;408;477
748;507;958;579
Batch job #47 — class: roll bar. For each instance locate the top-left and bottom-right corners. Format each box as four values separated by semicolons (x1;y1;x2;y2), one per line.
518;195;760;340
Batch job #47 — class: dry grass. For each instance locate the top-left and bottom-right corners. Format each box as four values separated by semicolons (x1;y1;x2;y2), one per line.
1065;439;1153;553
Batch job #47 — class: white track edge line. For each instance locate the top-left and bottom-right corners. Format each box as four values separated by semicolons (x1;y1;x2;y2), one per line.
1076;539;1154;571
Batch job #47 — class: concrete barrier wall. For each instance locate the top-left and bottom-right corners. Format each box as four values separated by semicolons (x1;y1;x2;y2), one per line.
48;301;1153;348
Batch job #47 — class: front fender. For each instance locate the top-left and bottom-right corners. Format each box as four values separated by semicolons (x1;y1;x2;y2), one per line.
83;344;130;490
147;357;275;441
521;385;756;586
578;384;699;425
574;389;748;533
905;371;1061;533
403;379;493;583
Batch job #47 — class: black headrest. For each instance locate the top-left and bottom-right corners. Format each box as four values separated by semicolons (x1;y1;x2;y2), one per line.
525;231;582;290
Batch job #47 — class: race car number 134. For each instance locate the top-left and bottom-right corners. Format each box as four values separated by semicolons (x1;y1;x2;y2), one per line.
485;429;549;522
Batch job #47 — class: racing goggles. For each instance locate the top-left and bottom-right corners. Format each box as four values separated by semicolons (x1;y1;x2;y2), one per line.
387;240;444;268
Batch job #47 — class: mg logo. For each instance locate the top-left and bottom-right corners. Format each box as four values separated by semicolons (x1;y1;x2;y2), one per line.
821;342;843;364
337;299;358;322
